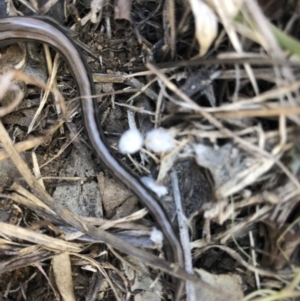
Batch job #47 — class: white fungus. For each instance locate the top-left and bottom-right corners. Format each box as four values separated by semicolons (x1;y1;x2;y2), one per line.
141;176;168;197
118;128;143;154
144;127;175;153
150;227;163;248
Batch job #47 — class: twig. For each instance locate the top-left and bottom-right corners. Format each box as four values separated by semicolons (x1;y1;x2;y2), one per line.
171;170;196;301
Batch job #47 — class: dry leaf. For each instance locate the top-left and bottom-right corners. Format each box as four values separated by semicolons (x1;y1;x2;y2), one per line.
122;256;162;301
207;0;244;18
97;172;138;218
189;0;218;56
90;0;107;23
222;0;244;17
194;269;243;301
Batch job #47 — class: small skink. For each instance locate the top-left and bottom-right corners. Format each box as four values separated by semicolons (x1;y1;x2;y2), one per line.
0;16;184;299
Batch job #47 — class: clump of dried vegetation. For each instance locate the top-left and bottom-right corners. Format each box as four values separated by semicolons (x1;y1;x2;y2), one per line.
1;0;300;300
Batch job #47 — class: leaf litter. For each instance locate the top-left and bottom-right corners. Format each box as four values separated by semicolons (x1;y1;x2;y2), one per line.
0;0;300;301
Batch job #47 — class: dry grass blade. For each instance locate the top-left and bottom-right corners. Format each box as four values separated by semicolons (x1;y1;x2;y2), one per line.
0;136;47;160
13;69;66;118
27;53;63;133
0;71;24;117
0;248;52;275
9;182;57;215
99;208;147;230
194;245;287;279
0;221;81;252
52;253;76;301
